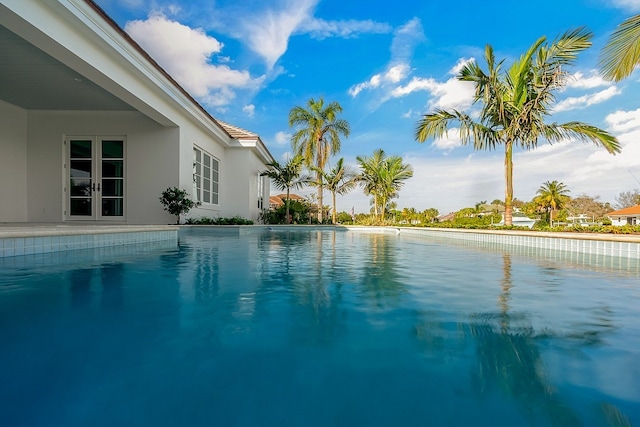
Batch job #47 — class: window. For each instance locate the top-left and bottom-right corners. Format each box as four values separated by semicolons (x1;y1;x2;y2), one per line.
193;147;219;205
257;174;264;209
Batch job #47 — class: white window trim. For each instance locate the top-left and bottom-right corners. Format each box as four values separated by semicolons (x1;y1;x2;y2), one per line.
193;146;220;206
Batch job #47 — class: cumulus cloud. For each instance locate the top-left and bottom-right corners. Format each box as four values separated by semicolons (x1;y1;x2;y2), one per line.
606;107;640;133
431;128;464;152
125;14;264;106
553;86;621;112
274;131;291;145
565;70;612;90
391;59;475;110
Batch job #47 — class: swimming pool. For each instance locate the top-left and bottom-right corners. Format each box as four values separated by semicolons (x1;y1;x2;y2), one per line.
1;228;638;426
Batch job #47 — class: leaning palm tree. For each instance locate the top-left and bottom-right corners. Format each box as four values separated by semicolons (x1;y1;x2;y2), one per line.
260;155;308;224
289;97;350;222
535;180;570;225
415;28;620;226
313;158;358;224
600;14;640;81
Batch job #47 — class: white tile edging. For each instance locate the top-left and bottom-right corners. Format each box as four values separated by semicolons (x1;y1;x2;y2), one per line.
393;227;640;259
0;226;178;258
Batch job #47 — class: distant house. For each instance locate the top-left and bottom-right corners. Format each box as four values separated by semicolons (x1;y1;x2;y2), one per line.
607;205;640;226
0;0;274;224
269;194;306;210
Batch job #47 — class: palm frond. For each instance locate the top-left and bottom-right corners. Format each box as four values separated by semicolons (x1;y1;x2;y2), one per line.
600;14;640;81
548;122;621;154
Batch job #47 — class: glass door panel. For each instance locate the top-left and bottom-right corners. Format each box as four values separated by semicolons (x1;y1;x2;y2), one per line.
69;141;93;217
100;140;124;217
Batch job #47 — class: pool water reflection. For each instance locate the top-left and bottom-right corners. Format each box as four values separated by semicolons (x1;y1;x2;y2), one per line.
0;229;638;426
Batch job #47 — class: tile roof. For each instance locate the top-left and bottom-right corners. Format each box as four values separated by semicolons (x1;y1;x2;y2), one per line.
215;120;258;139
607;204;640;216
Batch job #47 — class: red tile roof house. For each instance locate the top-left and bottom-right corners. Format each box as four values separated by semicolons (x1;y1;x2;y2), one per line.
0;0;274;225
607;205;640;226
269;194;307;210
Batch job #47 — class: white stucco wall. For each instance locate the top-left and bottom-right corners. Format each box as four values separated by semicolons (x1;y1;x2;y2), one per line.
26;110;179;224
0;100;28;222
610;216;638;226
223;149;267;222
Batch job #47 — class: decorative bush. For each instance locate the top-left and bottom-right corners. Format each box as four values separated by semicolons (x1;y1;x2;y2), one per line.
159;187;199;224
185;216;254;225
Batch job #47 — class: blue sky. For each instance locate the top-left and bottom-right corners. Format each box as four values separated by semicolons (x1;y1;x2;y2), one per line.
96;0;640;214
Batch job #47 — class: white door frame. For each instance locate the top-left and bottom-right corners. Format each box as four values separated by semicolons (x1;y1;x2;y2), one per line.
64;136;126;221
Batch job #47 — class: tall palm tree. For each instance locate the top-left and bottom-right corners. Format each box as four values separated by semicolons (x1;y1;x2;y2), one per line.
600;14;640;81
260;155;307;224
357;149;413;222
313;158;358;224
289;97;350;222
415;28;620;226
535;180;570;225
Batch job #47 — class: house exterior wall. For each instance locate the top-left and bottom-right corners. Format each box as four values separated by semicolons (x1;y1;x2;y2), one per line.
1;0;274;225
610;216;639;226
0;100;28;222
26;110;179;224
222;149;268;222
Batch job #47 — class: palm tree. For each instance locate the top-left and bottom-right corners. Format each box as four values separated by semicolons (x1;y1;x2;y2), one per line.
289;97;350;222
356;149;386;218
260;155;307;224
535;180;570;225
313;158;358;224
357;149;413;222
415;28;620;226
600;14;640;81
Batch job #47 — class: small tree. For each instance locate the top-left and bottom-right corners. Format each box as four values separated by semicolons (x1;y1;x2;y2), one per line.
159;187;199;224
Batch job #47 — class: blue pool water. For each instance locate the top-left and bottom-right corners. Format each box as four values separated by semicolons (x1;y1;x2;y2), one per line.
1;229;639;426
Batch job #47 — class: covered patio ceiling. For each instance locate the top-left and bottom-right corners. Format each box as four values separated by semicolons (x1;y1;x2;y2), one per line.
0;23;135;112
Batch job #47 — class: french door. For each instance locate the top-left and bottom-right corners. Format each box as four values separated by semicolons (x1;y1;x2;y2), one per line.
65;137;125;220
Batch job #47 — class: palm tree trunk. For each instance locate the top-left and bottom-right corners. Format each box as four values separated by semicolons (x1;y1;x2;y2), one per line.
504;140;514;226
285;188;291;224
332;191;337;224
315;169;323;223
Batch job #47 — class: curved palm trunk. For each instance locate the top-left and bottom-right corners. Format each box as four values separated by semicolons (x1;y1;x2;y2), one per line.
504;140;514;226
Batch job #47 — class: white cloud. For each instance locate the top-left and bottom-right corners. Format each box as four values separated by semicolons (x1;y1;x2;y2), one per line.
553;86;621;113
390;18;425;61
348;18;424;97
431;128;464;152
565;70;612;90
274;131;291;145
239;0;317;68
605;107;640;133
303;18;391;39
391;74;475;111
349;64;410;97
242;104;256;117
608;0;640;12
125;14;264;106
